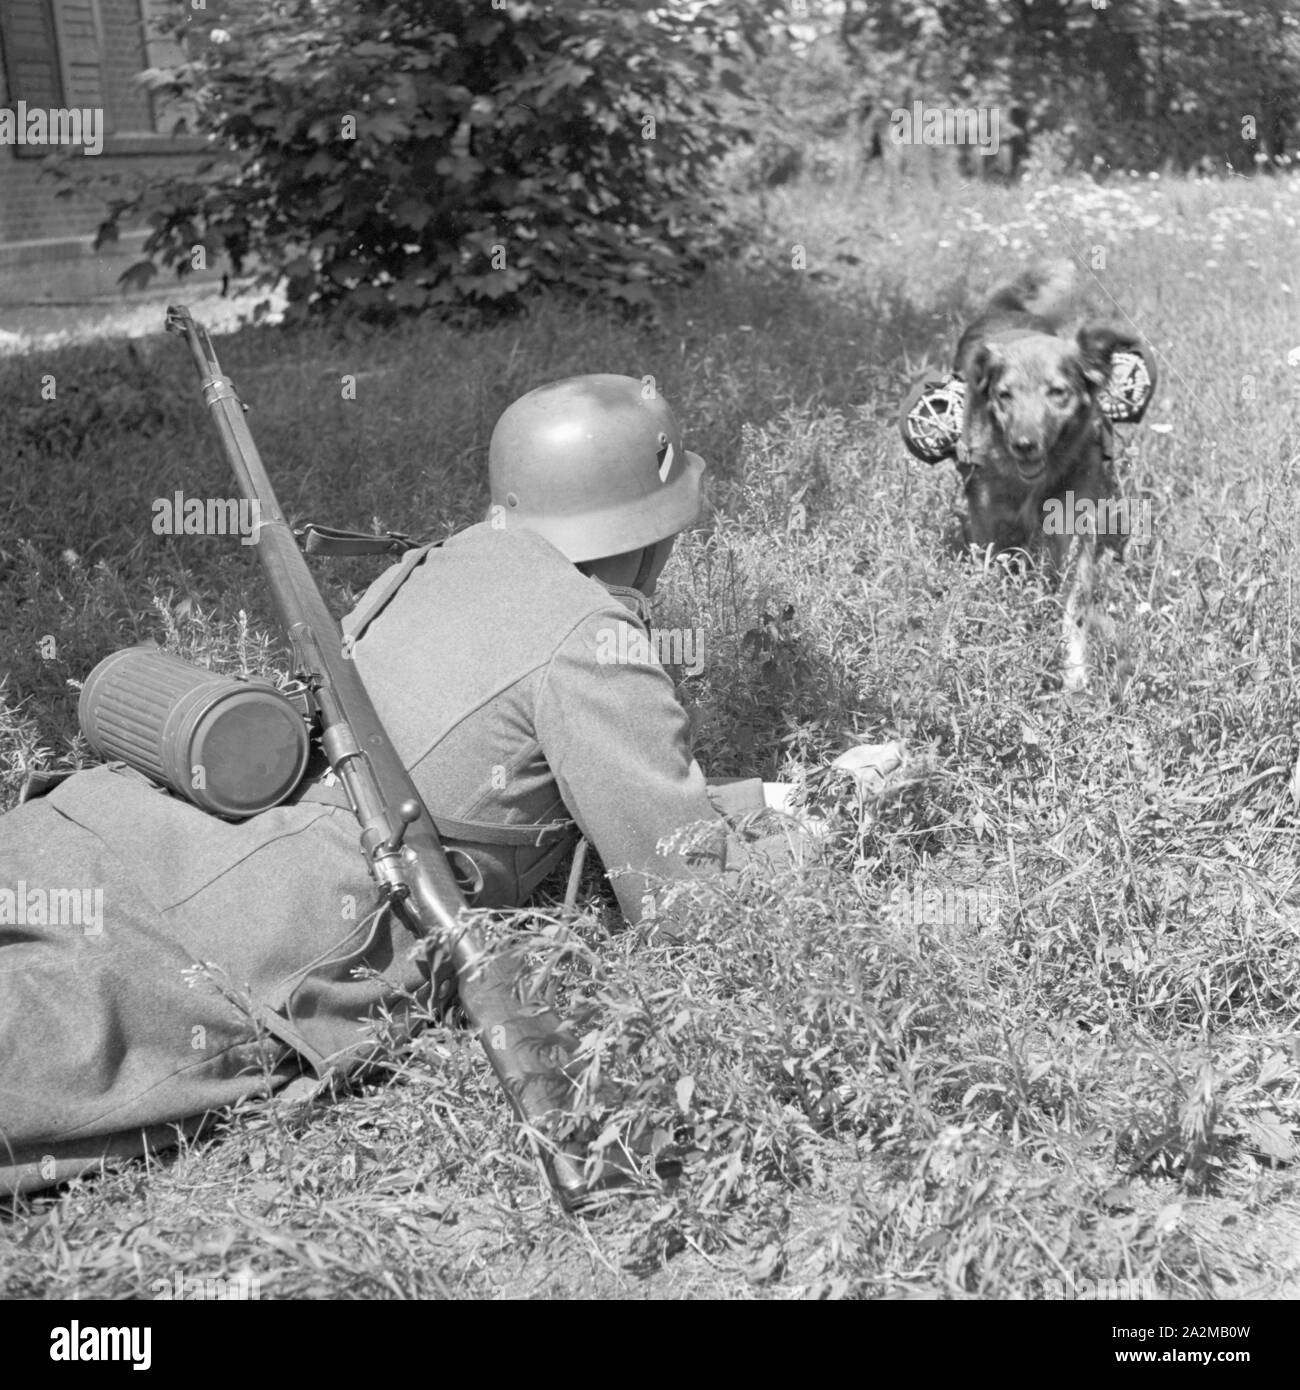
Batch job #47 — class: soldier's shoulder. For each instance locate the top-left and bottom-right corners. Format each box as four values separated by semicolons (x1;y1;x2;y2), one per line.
447;523;629;622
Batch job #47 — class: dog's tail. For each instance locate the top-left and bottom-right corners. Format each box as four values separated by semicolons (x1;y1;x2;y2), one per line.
983;259;1078;330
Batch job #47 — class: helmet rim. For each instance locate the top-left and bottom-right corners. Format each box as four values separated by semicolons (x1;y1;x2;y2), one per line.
494;449;705;562
486;375;706;562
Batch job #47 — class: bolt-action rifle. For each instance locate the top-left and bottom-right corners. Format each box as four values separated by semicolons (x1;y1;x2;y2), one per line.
164;304;603;1210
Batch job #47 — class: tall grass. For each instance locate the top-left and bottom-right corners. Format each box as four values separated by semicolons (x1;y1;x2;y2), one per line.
1;159;1298;1299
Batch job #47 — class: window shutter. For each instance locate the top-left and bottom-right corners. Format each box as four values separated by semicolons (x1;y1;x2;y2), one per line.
50;0;106;112
0;0;65;107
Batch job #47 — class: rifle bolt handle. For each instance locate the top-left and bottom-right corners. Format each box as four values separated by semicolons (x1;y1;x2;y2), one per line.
385;799;422;854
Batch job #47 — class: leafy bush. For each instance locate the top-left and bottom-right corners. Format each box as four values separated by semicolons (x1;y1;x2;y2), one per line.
90;0;779;318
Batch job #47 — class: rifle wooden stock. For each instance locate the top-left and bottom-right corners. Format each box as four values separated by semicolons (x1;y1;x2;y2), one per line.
164;305;597;1208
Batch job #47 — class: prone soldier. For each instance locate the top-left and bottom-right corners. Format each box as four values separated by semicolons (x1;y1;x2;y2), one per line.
0;373;802;1196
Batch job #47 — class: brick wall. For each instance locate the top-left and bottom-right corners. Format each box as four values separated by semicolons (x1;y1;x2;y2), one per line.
101;0;154;134
0;144;198;248
0;0;203;252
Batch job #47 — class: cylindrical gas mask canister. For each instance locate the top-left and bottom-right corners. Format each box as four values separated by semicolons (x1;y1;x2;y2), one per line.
79;645;311;818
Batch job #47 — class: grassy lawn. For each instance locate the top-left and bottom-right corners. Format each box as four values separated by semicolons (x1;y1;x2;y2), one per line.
1;159;1298;1300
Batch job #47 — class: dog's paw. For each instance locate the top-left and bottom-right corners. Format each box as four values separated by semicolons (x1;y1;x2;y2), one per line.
1061;663;1089;695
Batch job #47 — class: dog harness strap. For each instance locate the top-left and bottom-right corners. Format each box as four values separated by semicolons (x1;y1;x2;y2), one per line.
1099;417;1116;464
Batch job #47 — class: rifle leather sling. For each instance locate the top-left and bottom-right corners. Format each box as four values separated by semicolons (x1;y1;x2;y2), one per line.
295;521;420;557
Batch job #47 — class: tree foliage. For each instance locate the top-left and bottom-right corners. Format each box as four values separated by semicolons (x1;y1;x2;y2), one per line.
99;0;779;318
835;0;1300;173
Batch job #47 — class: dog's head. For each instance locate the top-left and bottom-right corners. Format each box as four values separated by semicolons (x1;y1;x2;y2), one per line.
968;325;1143;483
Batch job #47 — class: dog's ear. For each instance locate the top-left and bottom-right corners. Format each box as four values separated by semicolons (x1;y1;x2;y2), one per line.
1075;324;1143;390
968;342;1005;397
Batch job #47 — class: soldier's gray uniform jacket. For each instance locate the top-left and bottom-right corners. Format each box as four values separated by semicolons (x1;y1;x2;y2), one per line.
0;523;745;1192
342;521;732;914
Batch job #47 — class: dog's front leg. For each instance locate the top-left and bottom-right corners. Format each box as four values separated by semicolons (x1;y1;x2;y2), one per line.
1061;558;1090;693
1060;525;1096;695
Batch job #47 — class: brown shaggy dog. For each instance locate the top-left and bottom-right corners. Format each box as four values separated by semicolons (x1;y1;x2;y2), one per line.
953;263;1146;690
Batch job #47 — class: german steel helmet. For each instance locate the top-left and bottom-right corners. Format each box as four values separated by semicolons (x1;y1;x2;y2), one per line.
487;375;706;562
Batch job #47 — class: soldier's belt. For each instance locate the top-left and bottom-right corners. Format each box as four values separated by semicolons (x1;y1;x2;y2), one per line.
296;776;576;847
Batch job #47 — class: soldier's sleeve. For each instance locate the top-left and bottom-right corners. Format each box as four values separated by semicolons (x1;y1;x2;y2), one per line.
533;607;733;926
